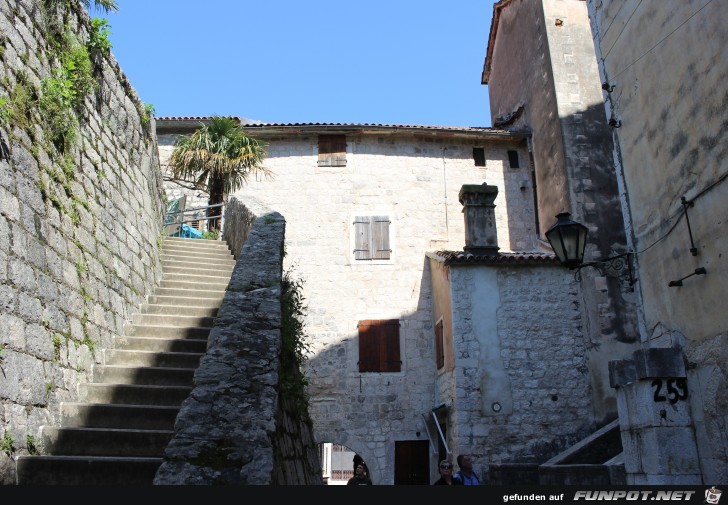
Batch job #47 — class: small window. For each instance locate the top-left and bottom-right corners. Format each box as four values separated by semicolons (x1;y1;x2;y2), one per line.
473;147;485;167
358;319;401;372
435;319;444;370
354;216;391;260
318;134;347;167
507;150;520;168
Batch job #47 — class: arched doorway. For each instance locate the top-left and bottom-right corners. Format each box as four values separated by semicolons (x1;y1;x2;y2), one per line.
318;442;366;485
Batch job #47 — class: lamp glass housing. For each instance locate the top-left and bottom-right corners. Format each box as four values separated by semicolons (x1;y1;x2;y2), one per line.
546;212;588;268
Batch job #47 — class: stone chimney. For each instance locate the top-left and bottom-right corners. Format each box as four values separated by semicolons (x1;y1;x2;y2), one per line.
459;183;499;255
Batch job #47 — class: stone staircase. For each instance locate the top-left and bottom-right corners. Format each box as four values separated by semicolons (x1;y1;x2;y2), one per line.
15;237;235;485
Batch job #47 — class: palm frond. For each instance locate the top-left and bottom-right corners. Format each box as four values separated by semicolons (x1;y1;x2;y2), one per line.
168;115;270;202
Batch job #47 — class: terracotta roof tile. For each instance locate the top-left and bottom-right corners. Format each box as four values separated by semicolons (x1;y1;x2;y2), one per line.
432;250;559;265
155;117;517;135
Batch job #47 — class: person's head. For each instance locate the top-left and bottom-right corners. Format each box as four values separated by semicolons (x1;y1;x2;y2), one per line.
439;459;454;476
457;454;473;471
354;463;367;477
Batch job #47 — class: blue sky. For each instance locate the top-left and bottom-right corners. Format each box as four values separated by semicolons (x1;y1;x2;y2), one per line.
98;1;497;127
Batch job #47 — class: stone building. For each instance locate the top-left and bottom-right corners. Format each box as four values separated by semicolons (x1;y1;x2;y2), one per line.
483;0;639;428
585;0;727;484
485;0;728;484
157;119;606;484
4;0;723;487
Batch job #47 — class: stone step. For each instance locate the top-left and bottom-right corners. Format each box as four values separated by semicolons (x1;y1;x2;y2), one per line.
147;294;223;307
140;303;218;317
92;365;196;386
162;238;231;253
39;427;173;457
131;313;216;327
103;349;203;368
59;403;180;429
162;265;234;278
162;258;236;270
15;236;235;486
78;383;192;406
151;287;225;300
161;249;234;262
122;323;211;339
114;335;208;353
159;278;229;291
60;400;182;430
15;455;163;485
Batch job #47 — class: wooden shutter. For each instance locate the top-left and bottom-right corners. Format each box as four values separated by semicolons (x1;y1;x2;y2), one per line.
358;319;401;372
353;216;371;260
358;320;379;372
372;216;391;259
318;136;333;166
435;319;444;369
382;320;401;372
331;135;347;166
318;135;347;167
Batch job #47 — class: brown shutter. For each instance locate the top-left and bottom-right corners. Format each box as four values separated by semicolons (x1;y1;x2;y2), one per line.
332;135;347;167
435;319;444;369
353;217;371;260
358;319;401;373
318;135;347;167
358;320;379;372
372;216;391;259
318;136;333;166
381;319;401;372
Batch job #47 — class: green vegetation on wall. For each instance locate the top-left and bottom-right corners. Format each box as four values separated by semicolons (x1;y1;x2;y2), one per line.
280;268;312;416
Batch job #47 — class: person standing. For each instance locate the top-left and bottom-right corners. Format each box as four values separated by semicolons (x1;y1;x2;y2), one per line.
453;454;480;485
347;462;373;485
433;460;462;485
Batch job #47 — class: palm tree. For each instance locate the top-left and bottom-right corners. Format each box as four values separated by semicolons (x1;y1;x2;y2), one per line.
169;116;269;231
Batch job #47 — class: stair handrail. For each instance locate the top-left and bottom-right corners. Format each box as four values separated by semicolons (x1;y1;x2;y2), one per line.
164;202;226;238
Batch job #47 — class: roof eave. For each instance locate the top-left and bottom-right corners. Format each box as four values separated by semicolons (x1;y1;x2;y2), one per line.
483;0;513;85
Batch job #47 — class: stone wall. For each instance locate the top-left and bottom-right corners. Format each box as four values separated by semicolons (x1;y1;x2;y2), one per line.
429;258;594;483
484;0;638;426
587;0;728;484
155;199;322;485
0;0;165;482
215;129;538;484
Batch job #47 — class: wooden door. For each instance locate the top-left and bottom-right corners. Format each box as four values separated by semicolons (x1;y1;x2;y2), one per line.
394;440;430;485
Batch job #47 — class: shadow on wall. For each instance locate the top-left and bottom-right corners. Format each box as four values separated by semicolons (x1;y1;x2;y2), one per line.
154;197;323;485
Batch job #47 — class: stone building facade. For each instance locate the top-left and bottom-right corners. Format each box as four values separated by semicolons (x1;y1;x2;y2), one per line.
483;0;639;426
484;0;728;484
586;0;728;484
157;120;603;484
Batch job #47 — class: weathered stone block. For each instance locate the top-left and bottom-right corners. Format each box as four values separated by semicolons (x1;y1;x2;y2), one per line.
633;347;686;379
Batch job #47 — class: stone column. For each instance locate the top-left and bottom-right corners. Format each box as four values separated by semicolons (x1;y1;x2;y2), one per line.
609;347;702;484
458;183;499;255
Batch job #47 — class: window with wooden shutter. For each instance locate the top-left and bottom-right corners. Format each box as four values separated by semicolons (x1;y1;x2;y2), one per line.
358;319;401;373
354;216;391;260
435;319;444;370
318;135;347;167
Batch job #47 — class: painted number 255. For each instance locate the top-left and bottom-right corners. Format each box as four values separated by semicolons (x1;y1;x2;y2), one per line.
651;378;688;404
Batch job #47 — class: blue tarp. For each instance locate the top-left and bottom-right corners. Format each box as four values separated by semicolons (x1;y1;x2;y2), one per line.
179;223;203;239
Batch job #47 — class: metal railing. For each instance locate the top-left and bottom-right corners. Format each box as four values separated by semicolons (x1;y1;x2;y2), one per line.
163;202;225;238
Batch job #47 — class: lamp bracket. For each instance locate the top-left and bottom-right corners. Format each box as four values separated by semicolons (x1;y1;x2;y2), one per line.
668;267;706;287
580;252;636;286
680;196;698;256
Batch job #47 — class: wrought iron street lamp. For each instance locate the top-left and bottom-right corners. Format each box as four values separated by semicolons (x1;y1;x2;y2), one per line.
545;212;588;269
546;212;636;286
